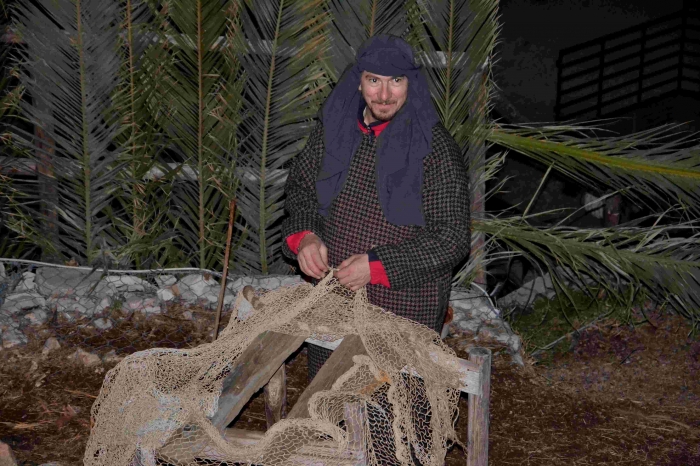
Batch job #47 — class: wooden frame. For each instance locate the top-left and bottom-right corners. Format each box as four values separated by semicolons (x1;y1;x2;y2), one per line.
158;331;492;466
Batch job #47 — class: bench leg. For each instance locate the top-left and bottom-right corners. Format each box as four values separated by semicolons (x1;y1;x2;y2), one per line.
467;347;491;466
264;364;287;428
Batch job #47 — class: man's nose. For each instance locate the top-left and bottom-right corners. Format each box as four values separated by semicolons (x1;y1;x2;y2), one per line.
379;83;390;101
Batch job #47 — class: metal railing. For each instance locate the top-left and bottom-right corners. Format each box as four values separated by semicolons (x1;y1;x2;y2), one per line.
555;0;700;121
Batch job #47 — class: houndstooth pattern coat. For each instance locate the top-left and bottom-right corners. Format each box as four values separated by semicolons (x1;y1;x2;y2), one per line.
282;120;471;335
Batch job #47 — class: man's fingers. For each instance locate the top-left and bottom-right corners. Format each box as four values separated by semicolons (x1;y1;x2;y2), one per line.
300;250;322;278
338;254;359;270
319;244;329;268
308;247;329;274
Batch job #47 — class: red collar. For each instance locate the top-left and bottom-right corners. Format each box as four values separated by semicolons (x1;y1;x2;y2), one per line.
357;118;390;137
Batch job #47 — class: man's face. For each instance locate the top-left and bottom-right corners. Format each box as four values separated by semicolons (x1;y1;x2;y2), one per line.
359;71;409;123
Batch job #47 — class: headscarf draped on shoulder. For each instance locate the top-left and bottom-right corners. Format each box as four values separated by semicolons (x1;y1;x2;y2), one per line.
315;35;440;226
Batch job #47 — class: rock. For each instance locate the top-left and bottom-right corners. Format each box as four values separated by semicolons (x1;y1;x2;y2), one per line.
101;275;154;293
449;288;497;323
0;292;46;315
35;267;103;297
1;328;27;349
70;348;101;368
51;296;100;317
0;262;5;279
0;440;18;466
123;293;161;314
155;275;177;287
177;274;218;298
236;294;255;322
181;310;194;321
101;349;124;365
508;335;522;353
497;273;556;309
42;337;61;356
458;319;481;333
14;271;36;292
97;296;112;313
93;318;113;330
25;309;49;326
226;275;304;294
157;287;176;302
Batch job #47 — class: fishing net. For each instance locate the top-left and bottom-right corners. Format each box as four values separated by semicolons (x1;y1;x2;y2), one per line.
84;272;465;465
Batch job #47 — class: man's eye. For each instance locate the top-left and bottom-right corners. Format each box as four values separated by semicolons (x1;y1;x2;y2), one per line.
370;78;378;83
393;78;402;83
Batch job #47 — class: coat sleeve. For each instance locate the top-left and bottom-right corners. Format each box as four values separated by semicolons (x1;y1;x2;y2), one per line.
372;125;471;290
281;121;326;260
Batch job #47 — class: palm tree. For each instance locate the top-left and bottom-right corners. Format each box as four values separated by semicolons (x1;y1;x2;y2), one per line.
1;0;698;326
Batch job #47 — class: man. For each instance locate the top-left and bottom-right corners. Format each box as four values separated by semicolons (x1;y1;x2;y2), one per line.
282;35;471;379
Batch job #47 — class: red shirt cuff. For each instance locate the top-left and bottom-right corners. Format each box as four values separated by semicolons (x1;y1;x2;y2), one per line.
286;231;313;255
369;260;390;288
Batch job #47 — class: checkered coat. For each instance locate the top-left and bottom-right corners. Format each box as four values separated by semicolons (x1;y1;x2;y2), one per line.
282;120;471;333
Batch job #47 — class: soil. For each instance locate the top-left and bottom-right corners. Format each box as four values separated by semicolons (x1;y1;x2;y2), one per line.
1;304;699;465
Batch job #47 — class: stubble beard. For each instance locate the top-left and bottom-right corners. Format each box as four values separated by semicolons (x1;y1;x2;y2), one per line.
369;101;398;122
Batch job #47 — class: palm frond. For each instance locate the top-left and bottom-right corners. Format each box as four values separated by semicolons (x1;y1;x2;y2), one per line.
408;0;499;149
325;0;410;78
109;0;178;268
408;0;500;285
233;0;331;274
475;216;700;320
153;0;245;270
12;0;122;264
489;123;700;216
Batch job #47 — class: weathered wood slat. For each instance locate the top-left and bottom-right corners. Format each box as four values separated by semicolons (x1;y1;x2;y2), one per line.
467;347;491;466
343;402;367;466
304;337;482;395
288;335;368;420
264;364;287;428
158;427;360;465
209;331;306;431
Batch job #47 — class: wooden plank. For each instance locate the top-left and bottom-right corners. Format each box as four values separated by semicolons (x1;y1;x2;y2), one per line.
158;427;360;465
288;335;367;420
209;331;306;431
466;347;491;466
343;402;367;466
305;336;481;395
264;364;287;428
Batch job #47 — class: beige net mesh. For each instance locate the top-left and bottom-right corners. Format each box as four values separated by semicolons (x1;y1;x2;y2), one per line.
84;273;465;465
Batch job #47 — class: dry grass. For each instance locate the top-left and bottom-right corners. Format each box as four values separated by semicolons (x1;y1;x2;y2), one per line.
0;305;698;465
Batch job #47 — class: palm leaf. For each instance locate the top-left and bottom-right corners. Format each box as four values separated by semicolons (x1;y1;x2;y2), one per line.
475;216;700;322
489;123;700;216
110;0;179;268
325;0;411;78
407;0;499;284
12;0;122;264
153;0;244;270
232;0;331;274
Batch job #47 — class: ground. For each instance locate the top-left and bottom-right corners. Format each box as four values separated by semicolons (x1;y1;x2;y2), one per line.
0;303;698;465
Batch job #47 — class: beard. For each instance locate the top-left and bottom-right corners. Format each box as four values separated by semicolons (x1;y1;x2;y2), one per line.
369;100;399;122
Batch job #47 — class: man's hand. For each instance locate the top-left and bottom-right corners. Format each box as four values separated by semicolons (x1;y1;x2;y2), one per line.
335;254;371;291
297;233;329;279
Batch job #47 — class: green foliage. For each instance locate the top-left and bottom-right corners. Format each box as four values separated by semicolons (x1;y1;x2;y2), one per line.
232;0;331;274
11;0;123;264
506;285;647;361
0;0;698;327
147;0;245;270
111;0;175;269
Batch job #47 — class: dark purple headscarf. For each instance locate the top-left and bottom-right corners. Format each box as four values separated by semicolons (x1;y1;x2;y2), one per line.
315;35;440;226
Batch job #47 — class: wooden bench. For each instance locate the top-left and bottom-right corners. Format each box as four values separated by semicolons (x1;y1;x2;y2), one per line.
157;330;491;466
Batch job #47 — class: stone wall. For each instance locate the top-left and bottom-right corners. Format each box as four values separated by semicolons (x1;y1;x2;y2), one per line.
0;262;523;364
